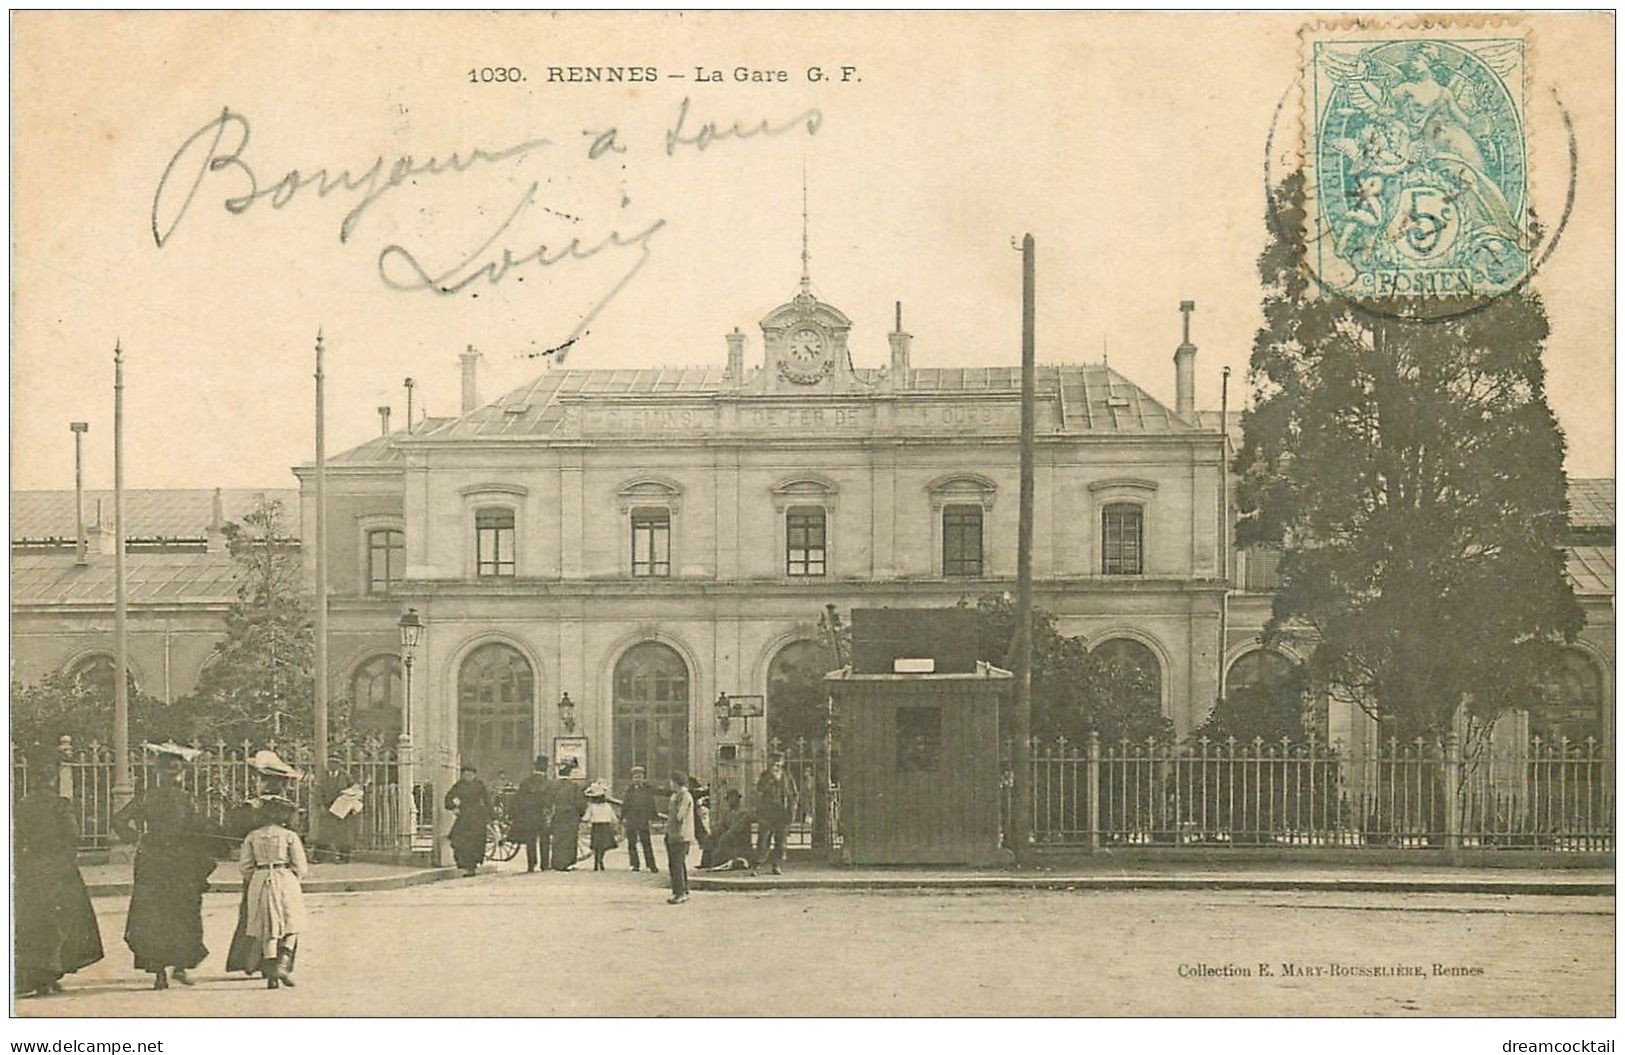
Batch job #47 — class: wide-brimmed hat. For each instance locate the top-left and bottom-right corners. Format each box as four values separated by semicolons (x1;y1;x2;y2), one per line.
249;749;302;781
584;778;610;799
143;741;201;764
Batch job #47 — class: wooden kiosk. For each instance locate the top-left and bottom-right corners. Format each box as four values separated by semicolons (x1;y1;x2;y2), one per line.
825;609;1012;865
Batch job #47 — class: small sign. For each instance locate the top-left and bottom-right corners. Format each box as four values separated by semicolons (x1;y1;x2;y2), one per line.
894;657;936;674
724;694;766;718
553;736;588;780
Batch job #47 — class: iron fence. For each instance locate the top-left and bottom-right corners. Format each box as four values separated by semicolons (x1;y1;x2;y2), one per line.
1001;734;1613;852
16;739;411;852
708;737;840;850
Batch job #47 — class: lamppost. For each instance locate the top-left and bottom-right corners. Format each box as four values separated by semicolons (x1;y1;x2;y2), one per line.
557;691;576;735
396;608;424;853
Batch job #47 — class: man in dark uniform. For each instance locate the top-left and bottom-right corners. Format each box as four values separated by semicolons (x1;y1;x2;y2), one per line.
619;765;658;873
510;755;552;872
753;751;799;875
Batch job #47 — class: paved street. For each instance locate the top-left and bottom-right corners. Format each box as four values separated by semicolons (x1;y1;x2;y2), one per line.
18;854;1614;1017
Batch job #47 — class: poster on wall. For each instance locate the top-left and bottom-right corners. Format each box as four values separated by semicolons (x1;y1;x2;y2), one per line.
552;736;588;780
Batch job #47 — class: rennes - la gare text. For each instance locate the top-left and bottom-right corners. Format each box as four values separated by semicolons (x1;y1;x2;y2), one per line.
544;65;858;84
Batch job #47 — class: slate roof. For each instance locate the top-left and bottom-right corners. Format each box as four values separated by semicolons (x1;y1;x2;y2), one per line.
1565;546;1615;597
11;489;298;543
408;363;1198;442
329;420;453;466
1568;478;1614;530
12;551;242;607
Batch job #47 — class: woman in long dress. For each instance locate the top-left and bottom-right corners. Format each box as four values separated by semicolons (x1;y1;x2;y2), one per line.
111;744;215;990
224;749;303;978
444;763;492;876
14;747;104;997
238;795;309;989
548;769;586;871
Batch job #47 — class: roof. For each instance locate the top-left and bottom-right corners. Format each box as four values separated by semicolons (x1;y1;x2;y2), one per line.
329;420;453;466
1566;545;1615;597
12;551;243;606
405;363;1200;442
1568;478;1614;530
11;488;298;543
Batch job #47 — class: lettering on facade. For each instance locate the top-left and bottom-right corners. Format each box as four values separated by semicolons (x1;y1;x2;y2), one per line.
582;406;719;434
743;406;869;430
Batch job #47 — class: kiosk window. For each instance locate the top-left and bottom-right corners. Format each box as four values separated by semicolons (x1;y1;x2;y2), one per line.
896;707;942;772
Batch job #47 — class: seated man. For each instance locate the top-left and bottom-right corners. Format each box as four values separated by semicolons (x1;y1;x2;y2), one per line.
703;789;755;871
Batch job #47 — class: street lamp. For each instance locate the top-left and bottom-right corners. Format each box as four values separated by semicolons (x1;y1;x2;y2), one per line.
715;692;732;734
557;691;576;734
396;608;424;854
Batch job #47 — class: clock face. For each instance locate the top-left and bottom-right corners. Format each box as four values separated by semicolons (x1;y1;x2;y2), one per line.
786;327;824;365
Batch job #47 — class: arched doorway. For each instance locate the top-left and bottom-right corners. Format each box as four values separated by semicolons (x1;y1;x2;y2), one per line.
613;642;689;784
1532;649;1607;746
766;639;835;745
1226;649;1317;739
457;643;535;785
350;654;403;740
1089;637;1164;737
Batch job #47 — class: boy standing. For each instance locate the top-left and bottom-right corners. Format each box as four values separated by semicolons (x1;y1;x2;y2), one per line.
621;766;659;873
664;771;693;904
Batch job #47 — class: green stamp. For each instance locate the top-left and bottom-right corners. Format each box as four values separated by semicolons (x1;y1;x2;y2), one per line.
1305;32;1529;300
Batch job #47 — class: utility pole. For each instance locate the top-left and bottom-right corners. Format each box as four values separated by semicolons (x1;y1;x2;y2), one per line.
70;422;89;566
314;330;329;771
1013;234;1036;866
111;342;132;814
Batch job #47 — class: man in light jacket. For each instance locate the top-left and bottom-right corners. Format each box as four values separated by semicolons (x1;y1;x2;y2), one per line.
664;771;694;904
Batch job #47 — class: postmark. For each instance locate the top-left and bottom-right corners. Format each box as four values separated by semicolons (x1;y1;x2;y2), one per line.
1302;22;1532;303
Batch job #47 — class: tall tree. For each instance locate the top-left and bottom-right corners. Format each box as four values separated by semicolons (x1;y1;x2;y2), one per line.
175;495;317;744
1236;174;1584;739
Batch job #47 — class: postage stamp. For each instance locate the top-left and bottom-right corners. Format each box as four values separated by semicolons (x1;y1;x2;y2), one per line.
1302;23;1531;301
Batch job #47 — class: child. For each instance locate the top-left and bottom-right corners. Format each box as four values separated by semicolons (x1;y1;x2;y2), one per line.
237;794;308;990
583;780;618;871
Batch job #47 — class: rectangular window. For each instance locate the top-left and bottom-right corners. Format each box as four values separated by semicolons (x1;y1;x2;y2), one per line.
631;510;671;577
1101;504;1143;575
1241;545;1283;591
896;706;942;772
475;509;515;577
367;528;405;593
942;505;983;577
786;509;827;577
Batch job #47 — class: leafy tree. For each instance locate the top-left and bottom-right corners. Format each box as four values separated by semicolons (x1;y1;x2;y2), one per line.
10;669;169;750
174;496;317;744
1236;174;1584;739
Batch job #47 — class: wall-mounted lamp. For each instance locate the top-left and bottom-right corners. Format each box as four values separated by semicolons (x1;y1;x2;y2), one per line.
558;691;576;734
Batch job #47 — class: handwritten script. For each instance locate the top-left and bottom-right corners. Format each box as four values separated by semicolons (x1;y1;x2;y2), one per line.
150;100;822;358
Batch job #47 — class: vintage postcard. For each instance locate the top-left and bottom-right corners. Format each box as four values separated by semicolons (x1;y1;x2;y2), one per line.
8;9;1614;1038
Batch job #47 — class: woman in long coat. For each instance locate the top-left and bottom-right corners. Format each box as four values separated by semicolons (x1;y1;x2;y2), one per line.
444;763;491;876
14;747;104;997
111;745;215;989
548;769;586;870
238;796;309;989
224;750;302;977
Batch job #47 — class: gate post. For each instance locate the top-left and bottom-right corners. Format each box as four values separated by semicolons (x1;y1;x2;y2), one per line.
1087;731;1101;852
1444;731;1461;851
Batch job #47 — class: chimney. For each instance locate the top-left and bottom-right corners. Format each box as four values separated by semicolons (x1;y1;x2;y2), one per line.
888;301;912;388
460;346;481;414
724;328;746;382
1174;300;1197;420
378;405;392;436
206;487;226;553
92;498;114;555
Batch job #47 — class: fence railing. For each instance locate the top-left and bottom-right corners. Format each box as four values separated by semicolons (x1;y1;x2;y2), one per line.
708;737;840;851
13;739;415;853
1002;734;1613;853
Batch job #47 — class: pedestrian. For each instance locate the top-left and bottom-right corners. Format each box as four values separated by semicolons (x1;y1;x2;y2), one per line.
111;742;215;989
619;765;659;873
444;762;492;877
313;755;362;864
226;749;302;978
510;754;553;873
703;788;754;871
238;794;309;990
583;779;618;871
14;743;103;997
753;751;799;875
664;770;694;904
548;764;586;871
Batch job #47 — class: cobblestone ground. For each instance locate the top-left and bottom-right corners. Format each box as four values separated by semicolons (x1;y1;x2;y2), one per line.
17;856;1614;1017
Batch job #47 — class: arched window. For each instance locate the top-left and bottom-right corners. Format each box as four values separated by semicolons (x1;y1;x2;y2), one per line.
350;655;402;738
613;643;689;783
1227;649;1315;737
1532;649;1606;746
1090;638;1162;718
767;639;834;744
457;644;534;782
63;653;138;699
